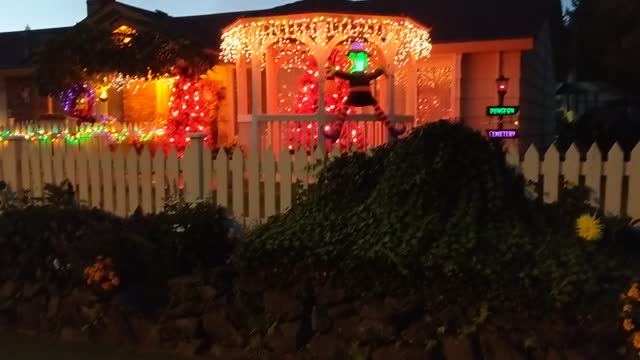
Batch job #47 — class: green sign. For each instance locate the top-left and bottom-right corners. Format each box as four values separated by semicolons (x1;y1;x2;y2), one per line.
486;106;520;116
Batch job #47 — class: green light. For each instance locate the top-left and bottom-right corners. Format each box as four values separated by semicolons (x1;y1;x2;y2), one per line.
486;106;520;116
348;52;369;73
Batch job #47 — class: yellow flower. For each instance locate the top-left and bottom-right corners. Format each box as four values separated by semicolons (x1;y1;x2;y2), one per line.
576;214;603;241
624;318;635;331
633;332;640;349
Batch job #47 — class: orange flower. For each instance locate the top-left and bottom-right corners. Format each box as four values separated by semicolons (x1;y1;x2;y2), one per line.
628;284;640;301
111;277;120;286
624;304;633;313
624;318;635;331
633;332;640;349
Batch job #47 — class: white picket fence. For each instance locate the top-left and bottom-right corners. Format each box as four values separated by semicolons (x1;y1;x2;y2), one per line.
0;135;638;224
505;143;640;220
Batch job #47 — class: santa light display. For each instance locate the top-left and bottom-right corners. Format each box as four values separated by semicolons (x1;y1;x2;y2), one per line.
323;41;406;141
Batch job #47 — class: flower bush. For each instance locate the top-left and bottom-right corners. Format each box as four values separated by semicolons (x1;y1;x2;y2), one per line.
0;182;236;312
622;283;640;356
577;213;604;241
84;256;120;292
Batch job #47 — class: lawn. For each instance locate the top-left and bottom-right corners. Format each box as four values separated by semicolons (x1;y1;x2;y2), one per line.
0;332;191;360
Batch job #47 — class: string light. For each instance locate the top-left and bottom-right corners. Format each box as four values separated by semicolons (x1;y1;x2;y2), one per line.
221;14;432;67
0;124;165;145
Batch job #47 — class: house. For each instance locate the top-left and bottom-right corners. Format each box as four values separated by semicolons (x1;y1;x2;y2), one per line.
0;0;564;151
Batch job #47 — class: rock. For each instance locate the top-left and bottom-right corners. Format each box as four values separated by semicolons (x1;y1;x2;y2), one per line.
59;327;89;343
328;303;357;319
0;281;16;300
200;286;218;302
22;282;44;299
17;295;47;330
280;321;301;341
174;317;201;338
47;296;60;318
80;304;100;323
360;301;391;321
263;289;303;321
307;334;348;360
210;344;248;360
372;345;426;360
0;313;8;330
384;295;422;329
202;311;245;347
545;349;564;360
564;350;587;360
130;317;153;345
402;321;434;345
480;333;525;360
164;302;203;319
334;316;360;341
356;318;396;344
311;305;332;333
316;285;348;306
100;308;134;345
442;336;473;360
176;339;207;356
266;325;298;354
235;274;267;294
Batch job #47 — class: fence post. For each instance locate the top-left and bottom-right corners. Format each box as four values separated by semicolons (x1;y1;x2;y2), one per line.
182;133;205;203
2;136;24;194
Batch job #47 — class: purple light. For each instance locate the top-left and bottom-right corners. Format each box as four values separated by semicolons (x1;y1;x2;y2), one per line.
59;83;96;118
487;130;518;139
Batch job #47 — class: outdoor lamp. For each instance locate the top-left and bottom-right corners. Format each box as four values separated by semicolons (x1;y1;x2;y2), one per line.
496;75;509;95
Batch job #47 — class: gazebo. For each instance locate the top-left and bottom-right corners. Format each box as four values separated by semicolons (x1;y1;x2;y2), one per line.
220;13;432;153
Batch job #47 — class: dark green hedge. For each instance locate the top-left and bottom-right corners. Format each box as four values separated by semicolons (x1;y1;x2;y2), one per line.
236;121;638;316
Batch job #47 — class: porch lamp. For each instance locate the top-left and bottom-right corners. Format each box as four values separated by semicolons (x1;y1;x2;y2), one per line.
495;75;509;129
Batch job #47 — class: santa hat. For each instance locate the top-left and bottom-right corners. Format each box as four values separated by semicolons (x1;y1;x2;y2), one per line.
347;41;369;55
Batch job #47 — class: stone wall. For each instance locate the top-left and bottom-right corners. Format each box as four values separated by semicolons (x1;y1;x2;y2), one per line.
0;270;601;359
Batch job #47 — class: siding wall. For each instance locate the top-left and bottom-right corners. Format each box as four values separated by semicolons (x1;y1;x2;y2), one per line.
520;23;556;149
459;51;522;132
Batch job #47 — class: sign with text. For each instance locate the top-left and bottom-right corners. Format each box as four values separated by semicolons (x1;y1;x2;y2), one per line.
486;106;520;116
486;130;518;139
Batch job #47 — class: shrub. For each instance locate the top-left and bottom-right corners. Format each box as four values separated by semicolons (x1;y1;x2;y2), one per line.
0;183;237;312
236;121;635;314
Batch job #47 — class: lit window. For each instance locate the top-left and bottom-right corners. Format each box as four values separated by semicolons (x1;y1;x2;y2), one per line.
113;25;136;46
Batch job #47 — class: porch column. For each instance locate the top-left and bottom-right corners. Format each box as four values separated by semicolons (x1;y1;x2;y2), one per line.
265;46;279;151
451;54;463;120
384;44;399;141
405;57;417;118
250;52;263;152
235;53;250;147
314;45;329;153
0;77;7;126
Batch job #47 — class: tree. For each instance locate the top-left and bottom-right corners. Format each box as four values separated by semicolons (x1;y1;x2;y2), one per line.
567;0;640;91
34;23;215;96
164;62;208;156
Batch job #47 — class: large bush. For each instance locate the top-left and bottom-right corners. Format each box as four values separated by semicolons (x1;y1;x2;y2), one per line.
237;121;634;313
0;184;235;311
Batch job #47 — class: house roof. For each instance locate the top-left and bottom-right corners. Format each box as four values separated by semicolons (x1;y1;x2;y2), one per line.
0;0;559;70
0;27;70;70
173;0;559;48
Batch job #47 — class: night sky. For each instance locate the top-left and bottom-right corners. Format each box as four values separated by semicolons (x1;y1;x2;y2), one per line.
0;0;574;32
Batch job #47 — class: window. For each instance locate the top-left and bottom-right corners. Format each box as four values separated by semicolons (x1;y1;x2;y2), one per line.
113;24;136;46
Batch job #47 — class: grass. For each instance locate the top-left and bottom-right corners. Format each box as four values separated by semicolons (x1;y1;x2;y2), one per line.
0;332;191;360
